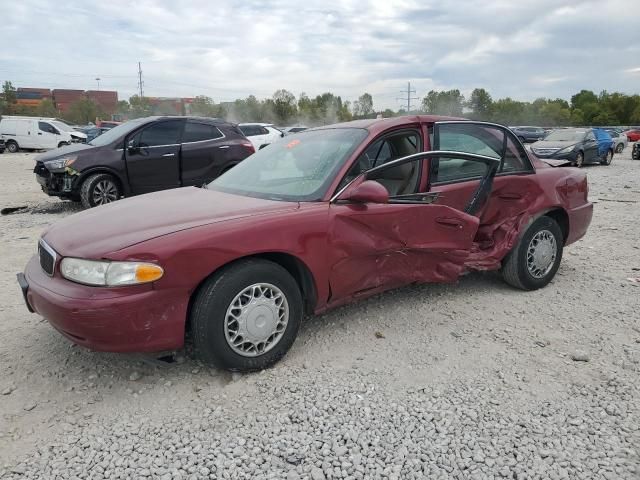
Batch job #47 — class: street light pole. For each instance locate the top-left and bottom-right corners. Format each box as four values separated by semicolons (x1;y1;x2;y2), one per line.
95;77;101;91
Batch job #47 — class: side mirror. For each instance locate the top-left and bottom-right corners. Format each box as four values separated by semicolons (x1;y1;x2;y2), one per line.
281;132;285;137
339;180;389;204
127;139;139;153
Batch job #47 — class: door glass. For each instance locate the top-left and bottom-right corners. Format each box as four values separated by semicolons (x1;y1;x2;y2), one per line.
182;123;222;143
134;120;183;148
38;122;57;134
433;123;504;184
501;135;529;173
240;125;258;137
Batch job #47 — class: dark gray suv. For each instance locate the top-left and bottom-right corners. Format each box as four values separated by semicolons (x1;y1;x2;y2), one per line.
34;116;255;208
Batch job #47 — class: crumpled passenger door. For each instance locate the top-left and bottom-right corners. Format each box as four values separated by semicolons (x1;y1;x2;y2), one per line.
327;151;500;304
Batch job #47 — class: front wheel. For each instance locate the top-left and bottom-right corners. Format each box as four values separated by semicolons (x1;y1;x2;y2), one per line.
80;173;121;208
615;143;624;153
600;150;613;165
574;151;584;168
6;141;19;153
501;216;563;290
191;259;303;371
58;142;69;148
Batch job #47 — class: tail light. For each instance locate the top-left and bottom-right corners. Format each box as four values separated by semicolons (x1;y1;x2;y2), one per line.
242;141;255;154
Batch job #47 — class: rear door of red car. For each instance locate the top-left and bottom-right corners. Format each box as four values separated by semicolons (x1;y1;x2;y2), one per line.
326;151;500;304
426;122;538;243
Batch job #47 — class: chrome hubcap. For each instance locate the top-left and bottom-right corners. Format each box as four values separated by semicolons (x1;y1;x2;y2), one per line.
527;230;557;279
93;180;118;205
224;283;288;357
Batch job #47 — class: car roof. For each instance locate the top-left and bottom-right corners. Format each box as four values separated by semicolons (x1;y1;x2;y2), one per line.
311;115;464;135
146;115;231;125
239;122;273;127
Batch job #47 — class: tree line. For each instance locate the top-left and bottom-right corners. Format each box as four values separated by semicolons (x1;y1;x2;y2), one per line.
2;80;639;127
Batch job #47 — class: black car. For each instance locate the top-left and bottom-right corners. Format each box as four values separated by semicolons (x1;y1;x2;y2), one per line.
34;116;255;208
509;126;547;143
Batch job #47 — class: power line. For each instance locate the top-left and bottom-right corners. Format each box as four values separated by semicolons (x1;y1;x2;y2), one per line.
396;81;420;113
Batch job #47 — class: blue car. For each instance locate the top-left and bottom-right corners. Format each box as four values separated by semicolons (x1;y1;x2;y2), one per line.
531;128;614;167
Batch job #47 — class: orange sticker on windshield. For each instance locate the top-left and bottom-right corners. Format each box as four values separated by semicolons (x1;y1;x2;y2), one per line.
286;139;301;149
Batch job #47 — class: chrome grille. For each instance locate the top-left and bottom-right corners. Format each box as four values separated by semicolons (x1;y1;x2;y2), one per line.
38;239;56;276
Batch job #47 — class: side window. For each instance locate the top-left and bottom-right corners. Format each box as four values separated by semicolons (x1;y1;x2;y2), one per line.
585;131;595;141
133;120;183;148
337;131;421;191
259;127;269;135
39;122;57;134
241;125;257;137
182;123;223;143
501;134;529;173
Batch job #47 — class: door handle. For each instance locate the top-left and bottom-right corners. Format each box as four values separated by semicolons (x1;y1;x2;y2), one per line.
219;145;230;149
162;153;175;157
38;132;42;135
498;192;522;200
436;217;464;228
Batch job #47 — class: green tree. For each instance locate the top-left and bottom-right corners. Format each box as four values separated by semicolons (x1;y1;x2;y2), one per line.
65;98;104;124
191;95;225;117
421;90;465;116
467;88;493;119
353;93;374;117
272;89;297;124
37;99;58;117
128;95;153;118
2;81;17;104
116;100;130;115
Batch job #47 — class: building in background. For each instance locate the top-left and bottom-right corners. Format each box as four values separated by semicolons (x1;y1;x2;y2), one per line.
13;87;119;116
147;97;195;115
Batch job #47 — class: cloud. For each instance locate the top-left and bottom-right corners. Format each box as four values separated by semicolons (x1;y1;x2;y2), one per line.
0;0;638;111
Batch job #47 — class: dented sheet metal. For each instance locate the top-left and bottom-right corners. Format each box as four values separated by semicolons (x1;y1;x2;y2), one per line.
327;203;479;302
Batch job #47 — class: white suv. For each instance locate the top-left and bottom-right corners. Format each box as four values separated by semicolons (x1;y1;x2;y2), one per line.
238;123;284;150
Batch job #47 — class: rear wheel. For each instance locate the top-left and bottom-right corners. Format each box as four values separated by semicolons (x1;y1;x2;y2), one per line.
58;142;69;148
615;143;624;153
600;149;613;165
6;141;19;153
191;259;303;371
80;173;121;208
502;216;563;291
574;151;584;168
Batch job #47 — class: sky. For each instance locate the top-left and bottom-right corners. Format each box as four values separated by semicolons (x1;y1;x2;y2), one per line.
1;0;639;110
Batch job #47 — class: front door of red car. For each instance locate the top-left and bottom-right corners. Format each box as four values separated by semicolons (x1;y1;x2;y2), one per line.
326;151;500;305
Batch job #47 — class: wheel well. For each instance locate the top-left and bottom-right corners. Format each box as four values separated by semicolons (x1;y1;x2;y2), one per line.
77;169;124;193
545;208;569;244
185;252;318;333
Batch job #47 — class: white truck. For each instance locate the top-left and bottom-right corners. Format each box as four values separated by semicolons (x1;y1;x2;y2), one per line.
0;116;86;153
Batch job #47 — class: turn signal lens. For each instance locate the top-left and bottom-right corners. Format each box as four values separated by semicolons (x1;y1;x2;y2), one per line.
135;264;164;283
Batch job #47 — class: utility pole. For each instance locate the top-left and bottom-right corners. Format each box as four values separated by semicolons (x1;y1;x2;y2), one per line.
397;81;419;113
137;62;144;98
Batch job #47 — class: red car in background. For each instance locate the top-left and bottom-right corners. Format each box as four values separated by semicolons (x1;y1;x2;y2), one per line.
624;129;640;142
18;116;593;371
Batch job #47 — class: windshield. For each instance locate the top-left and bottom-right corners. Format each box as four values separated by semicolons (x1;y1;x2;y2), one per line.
544;129;586;142
51;121;74;132
209;128;367;201
88;118;148;147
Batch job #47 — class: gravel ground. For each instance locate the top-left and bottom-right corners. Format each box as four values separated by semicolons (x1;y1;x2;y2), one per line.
0;147;639;479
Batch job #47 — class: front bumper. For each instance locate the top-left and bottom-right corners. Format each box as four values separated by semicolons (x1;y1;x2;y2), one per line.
34;162;77;197
532;150;578;162
21;256;188;353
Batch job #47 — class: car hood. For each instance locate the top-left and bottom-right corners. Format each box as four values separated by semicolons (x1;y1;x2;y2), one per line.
531;140;577;149
35;143;96;162
69;131;87;139
43;187;299;258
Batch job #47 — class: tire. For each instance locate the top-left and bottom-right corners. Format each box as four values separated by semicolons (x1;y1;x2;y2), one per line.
58;142;69;148
80;173;121;209
574;151;584;168
600;149;613;166
615;143;624;153
6;141;19;153
191;259;303;371
501;216;564;291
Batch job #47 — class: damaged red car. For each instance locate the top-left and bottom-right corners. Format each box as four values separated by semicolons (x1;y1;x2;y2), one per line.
18;116;593;371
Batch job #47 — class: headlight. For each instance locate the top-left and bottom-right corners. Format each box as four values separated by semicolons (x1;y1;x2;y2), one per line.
60;258;164;286
555;145;576;155
45;156;76;170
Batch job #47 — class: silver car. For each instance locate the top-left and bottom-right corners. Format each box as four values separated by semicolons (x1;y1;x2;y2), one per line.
605;128;628;153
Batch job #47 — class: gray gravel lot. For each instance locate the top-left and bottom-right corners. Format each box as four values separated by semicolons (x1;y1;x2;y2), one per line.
0;147;639;479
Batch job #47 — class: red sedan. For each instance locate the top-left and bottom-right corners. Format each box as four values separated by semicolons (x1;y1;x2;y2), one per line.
625;129;640;142
18;116;593;371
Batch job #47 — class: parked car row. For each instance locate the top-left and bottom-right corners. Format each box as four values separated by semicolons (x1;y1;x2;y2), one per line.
18;115;594;371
